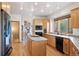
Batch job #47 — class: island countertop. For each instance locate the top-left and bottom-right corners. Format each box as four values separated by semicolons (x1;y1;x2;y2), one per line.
45;33;79;50
29;36;47;42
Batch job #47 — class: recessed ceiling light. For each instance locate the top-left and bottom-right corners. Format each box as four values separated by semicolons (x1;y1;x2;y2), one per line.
31;8;34;12
20;7;23;10
34;2;38;6
46;4;50;8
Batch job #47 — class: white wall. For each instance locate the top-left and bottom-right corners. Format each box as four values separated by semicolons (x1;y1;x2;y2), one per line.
11;14;34;42
11;14;21;21
49;18;55;33
49;3;79;33
22;16;33;25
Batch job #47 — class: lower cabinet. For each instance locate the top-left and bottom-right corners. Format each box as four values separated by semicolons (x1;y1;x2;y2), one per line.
27;38;32;55
70;41;79;56
27;38;47;56
63;38;79;56
31;41;47;56
43;34;56;48
63;38;70;55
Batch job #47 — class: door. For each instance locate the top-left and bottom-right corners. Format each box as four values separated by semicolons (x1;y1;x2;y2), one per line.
11;21;20;42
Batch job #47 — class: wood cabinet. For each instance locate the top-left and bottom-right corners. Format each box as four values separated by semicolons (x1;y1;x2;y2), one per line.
32;41;47;56
27;38;47;56
71;7;79;28
43;34;56;48
33;18;49;34
63;38;70;55
70;41;79;56
27;38;32;55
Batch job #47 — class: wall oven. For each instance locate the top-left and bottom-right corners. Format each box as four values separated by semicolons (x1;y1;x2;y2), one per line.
35;25;43;36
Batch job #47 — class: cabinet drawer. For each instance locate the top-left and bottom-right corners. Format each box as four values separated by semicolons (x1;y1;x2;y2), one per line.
43;34;56;48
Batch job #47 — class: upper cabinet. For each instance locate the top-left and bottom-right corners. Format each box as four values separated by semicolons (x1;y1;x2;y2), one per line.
33;18;50;33
71;7;79;28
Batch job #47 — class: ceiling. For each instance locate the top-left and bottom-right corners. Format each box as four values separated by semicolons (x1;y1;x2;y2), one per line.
10;2;75;17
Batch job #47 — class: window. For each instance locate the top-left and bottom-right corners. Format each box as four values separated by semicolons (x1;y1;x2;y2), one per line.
54;15;72;33
58;19;69;33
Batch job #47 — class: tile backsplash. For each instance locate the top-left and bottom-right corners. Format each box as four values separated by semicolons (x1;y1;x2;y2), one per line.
73;28;79;36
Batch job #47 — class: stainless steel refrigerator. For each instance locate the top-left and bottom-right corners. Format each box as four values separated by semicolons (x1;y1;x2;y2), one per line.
0;3;12;56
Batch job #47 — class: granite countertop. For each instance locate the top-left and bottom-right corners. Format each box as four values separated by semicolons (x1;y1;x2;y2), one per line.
45;33;79;50
30;36;47;42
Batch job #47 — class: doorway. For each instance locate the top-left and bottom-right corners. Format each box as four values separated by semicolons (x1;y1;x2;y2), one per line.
11;21;20;43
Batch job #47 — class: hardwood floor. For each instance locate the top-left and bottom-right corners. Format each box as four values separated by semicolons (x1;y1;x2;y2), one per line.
46;45;65;56
10;42;30;56
10;40;65;56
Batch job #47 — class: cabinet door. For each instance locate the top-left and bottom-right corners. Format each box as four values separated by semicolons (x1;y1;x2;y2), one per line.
47;35;55;48
32;41;47;56
63;38;70;55
71;8;79;28
43;34;56;48
70;41;79;56
27;38;32;55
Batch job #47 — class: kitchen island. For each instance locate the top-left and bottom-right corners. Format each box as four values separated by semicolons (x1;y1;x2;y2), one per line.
27;36;47;56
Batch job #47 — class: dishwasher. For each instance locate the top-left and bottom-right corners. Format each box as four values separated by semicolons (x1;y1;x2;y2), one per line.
55;36;64;53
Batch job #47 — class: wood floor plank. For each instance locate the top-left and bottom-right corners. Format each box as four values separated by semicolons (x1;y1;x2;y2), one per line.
11;42;66;56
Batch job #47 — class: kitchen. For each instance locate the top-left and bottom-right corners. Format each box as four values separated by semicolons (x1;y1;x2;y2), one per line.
0;2;79;56
28;3;79;56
